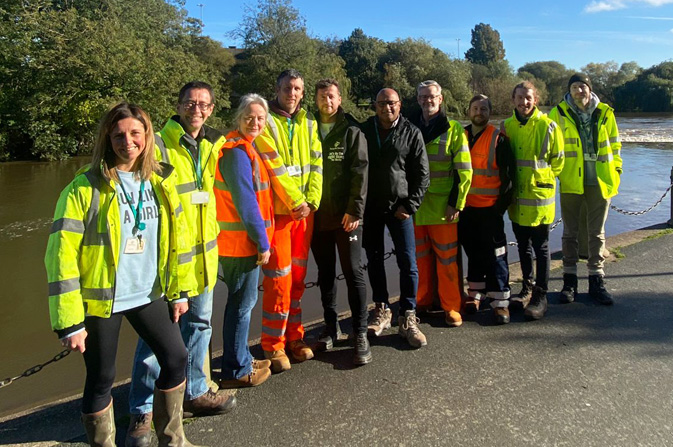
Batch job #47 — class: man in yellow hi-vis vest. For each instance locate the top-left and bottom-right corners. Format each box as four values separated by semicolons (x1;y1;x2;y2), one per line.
550;73;622;305
503;81;564;321
254;69;323;373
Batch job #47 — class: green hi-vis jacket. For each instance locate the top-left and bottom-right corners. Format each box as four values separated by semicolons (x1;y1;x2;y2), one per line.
155;117;224;292
45;164;196;336
549;101;622;198
415;119;473;226
503;108;565;227
254;108;323;214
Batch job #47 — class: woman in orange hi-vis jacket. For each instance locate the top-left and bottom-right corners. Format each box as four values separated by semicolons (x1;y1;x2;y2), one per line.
214;94;275;388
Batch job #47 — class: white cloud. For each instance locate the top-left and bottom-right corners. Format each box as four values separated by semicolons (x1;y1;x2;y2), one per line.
586;0;673;13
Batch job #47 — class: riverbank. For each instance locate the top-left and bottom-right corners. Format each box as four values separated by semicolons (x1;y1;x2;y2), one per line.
1;222;672;446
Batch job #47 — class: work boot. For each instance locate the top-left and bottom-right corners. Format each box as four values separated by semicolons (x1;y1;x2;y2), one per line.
398;310;427;348
153;381;195;447
81;400;116;447
264;349;291;373
367;303;392;337
353;332;372;365
560;273;578;304
445;310;463;327
288;339;314;362
315;322;342;352
524;287;548;320
219;366;271;389
125;412;152;447
589;275;614;305
252;358;272;370
511;280;533;310
493;307;510;325
182;388;237;418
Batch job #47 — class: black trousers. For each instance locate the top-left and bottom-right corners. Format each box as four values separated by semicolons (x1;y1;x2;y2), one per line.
512;222;550;291
311;226;368;334
81;298;187;413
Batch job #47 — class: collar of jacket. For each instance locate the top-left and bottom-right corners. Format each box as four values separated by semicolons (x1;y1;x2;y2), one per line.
269;99;302;119
409;109;451;144
513;107;542;126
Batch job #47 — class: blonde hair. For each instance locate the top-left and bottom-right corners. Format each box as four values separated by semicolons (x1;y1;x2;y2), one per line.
91;102;159;182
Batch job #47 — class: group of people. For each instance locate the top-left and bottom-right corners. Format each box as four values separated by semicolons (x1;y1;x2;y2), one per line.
44;70;622;447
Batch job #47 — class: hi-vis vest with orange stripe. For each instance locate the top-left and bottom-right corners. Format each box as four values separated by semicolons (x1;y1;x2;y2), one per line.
214;131;274;257
466;124;501;208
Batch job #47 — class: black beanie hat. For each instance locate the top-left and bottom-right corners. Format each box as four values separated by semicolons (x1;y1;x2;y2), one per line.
568;73;592;91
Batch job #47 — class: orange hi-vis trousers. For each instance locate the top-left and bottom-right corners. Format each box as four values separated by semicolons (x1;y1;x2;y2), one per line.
415;223;461;313
261;213;314;352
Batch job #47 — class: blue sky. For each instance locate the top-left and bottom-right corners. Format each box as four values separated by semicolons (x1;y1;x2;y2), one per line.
186;0;673;71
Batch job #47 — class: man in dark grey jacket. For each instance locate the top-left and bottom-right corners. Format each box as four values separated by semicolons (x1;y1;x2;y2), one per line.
361;88;430;348
311;79;371;365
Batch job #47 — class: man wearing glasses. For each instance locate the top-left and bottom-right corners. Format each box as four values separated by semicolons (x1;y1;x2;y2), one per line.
127;81;235;446
409;81;472;328
361;88;430;348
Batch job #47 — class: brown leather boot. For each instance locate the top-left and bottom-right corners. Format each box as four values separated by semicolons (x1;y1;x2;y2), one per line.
81;400;116;447
264;349;291;373
182;388;237;418
125;412;152;447
287;339;314;362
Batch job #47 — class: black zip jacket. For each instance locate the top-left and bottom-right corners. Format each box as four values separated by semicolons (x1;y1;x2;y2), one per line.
314;108;368;232
361;115;429;215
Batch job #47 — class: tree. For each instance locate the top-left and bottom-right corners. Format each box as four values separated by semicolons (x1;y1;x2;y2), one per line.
615;61;673;112
581;61;641;106
517;61;571;106
338;28;387;103
471;60;518;115
465;23;505;65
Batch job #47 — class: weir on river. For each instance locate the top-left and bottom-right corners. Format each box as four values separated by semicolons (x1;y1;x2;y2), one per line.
0;115;671;419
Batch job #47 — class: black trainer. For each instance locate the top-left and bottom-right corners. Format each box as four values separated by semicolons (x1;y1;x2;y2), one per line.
316;322;342;351
589;275;614;305
524;286;548;320
560;273;578;304
353;332;372;365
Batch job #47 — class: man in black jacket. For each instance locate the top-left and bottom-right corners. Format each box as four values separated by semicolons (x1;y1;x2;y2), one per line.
311;79;371;365
361;88;430;348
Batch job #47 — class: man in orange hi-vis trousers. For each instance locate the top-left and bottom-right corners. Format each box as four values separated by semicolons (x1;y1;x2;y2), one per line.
254;69;323;373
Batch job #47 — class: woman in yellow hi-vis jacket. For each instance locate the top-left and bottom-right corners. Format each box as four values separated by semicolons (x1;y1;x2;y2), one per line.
45;103;196;446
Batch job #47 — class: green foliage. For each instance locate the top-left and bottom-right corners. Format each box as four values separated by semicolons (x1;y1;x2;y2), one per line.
339;29;387;103
517;61;571;106
471;60;517;115
465;23;505;66
615;61;673;112
581;61;640;106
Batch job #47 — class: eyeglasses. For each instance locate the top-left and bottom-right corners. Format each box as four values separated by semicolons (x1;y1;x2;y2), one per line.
375;100;400;108
181;101;213;111
418;94;441;101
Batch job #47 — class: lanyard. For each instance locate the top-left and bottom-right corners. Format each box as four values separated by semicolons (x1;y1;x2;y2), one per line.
187;148;204;190
119;179;146;233
374;118;391;150
286;117;296;158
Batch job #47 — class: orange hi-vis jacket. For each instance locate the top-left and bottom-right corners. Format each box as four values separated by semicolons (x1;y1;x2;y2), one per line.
466;124;502;208
214;131;274;258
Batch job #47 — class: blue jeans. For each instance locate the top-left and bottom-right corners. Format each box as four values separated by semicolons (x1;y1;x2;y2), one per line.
129;287;213;414
219;255;259;380
363;210;418;315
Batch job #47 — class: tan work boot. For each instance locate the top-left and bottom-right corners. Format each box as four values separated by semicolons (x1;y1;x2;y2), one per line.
81;400;116;447
445;310;463;327
367;303;392;336
252;358;272;370
287;339;314;362
125;412;152;447
219;367;271;389
264;349;292;373
398;310;427;348
153;381;195;447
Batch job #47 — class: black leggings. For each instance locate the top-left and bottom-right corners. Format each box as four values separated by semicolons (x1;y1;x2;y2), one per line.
81;298;187;414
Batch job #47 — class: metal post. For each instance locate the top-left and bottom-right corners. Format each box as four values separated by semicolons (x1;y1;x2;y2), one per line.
668;166;673;227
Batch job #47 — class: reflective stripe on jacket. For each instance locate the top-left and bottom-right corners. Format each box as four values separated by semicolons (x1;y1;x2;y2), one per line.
214;131;274;257
503;108;565;226
254;108;323;214
155;117;224;291
44;163;195;333
415;119;472;226
549;101;622;198
466;124;501;208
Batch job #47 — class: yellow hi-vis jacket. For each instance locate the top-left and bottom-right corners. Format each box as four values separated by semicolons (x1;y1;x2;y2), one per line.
254;108;323;214
415;119;473;226
503;108;565;227
45;164;196;334
155;117;224;292
549;101;622;198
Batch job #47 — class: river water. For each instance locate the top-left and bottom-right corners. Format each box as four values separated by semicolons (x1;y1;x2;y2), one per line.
0;116;671;418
